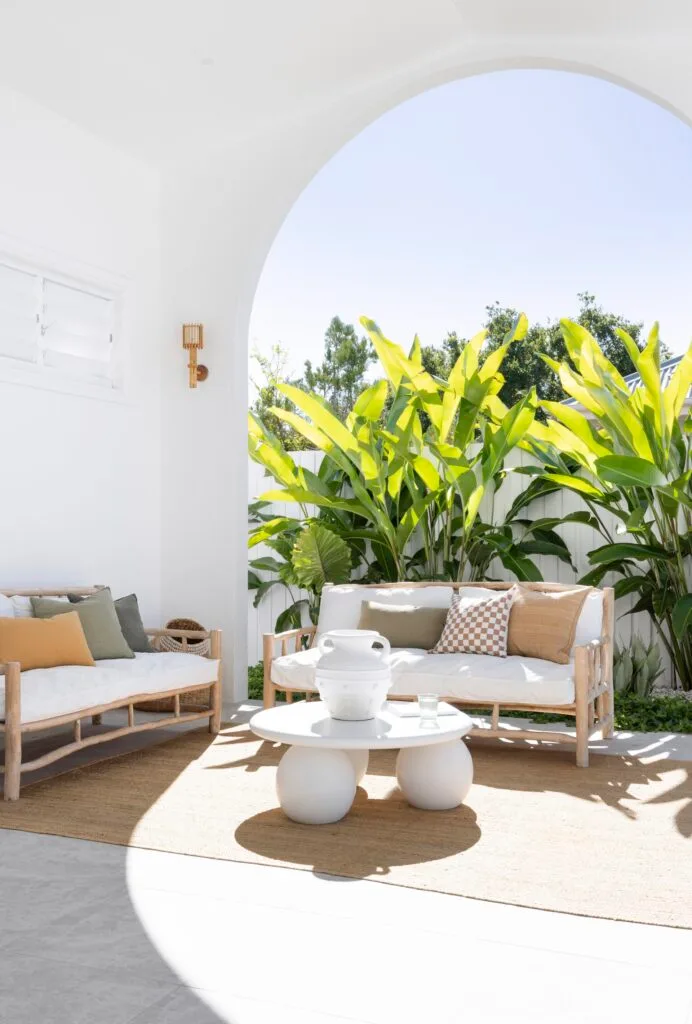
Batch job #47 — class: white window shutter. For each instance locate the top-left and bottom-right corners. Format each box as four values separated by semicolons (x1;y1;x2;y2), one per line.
41;278;115;384
0;262;40;363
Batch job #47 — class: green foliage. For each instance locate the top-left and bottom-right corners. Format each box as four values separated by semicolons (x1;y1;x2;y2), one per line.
613;692;692;733
249;345;313;451
247;661;264;700
291;523;351;591
613;639;664;697
523;319;692;689
248;312;577;633
303;317;376;423
478;293;671;411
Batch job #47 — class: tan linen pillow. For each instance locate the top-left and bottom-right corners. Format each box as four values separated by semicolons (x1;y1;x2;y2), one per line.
0;612;95;670
429;588;516;657
507;586;592;664
358;601;449;650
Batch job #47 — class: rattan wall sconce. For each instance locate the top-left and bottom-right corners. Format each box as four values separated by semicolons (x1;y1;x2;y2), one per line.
182;323;209;388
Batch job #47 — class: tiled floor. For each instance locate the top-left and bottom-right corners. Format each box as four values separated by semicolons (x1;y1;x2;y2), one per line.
1;829;691;1024
2;705;692;1023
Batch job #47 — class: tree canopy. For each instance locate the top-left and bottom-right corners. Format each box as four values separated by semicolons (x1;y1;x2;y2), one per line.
250;295;672;445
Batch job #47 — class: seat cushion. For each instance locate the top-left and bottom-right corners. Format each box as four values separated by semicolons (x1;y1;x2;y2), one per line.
0;652;219;724
271;647;575;706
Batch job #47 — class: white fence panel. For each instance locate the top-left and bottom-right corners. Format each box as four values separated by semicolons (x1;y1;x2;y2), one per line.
247;450;671;681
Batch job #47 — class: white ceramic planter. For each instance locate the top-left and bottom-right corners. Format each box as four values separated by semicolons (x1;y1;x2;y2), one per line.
315;629;391;721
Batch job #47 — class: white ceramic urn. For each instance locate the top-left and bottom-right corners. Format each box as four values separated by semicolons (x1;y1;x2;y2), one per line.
315;629;392;721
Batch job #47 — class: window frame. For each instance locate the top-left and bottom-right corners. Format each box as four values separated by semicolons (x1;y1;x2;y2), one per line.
0;235;129;403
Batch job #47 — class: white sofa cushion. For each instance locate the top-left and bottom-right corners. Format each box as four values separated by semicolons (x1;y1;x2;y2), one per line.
8;595;69;618
0;595;14;617
317;585;454;637
0;652;219;724
271;647;575;706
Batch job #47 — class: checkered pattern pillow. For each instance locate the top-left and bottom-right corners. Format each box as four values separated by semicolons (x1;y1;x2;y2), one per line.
429;588;517;657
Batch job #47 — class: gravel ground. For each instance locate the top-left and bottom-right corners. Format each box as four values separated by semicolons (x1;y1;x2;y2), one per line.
654;686;692;701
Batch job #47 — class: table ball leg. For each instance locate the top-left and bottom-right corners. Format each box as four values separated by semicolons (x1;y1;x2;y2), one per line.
276;745;357;824
346;748;369;784
396;740;473;810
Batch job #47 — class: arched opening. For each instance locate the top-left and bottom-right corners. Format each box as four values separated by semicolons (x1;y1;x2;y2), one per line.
245;65;692;685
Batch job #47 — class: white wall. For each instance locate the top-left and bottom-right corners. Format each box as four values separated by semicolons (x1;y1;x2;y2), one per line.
0;87;163;623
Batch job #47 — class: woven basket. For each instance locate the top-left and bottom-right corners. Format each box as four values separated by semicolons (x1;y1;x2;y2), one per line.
137;618;212;713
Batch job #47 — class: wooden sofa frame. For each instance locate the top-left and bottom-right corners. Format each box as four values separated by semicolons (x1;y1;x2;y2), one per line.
0;587;222;800
263;581;614;768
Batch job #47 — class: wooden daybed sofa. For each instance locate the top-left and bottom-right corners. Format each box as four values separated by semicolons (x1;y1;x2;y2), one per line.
0;587;221;800
263;581;614;768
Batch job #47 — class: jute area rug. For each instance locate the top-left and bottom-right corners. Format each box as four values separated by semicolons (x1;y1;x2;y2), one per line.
1;723;690;929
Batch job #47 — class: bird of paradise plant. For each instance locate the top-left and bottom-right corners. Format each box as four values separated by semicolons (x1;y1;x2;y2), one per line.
520;321;692;689
248;314;575;630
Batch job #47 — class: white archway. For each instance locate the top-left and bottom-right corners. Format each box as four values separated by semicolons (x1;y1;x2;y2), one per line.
160;46;692;705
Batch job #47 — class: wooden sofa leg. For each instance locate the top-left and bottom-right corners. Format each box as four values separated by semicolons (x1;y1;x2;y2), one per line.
209;630;222;734
575;648;589;768
4;662;22;801
262;634;277;708
601;586;615;739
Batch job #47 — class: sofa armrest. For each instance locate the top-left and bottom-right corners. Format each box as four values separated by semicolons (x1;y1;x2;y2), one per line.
145;627;222;661
263;625;317;661
145;627;210;640
574;636;612;702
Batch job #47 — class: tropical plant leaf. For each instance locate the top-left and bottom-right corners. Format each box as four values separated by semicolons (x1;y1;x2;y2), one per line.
588;542;673;565
275;601;309;633
595;455;667;489
291;524;351;591
672;595;692;641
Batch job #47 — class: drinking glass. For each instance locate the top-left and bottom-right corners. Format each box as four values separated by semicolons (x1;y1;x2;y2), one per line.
418;693;439;720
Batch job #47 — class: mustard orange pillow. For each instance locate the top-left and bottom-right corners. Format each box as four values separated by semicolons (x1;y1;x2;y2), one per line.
0;612;95;670
507;586;592;664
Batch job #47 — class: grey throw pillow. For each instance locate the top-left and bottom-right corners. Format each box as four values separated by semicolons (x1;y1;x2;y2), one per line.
69;590;152;653
32;590;135;661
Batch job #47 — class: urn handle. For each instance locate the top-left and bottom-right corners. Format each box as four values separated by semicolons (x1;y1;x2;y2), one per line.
372;636;391;659
317;634;335;655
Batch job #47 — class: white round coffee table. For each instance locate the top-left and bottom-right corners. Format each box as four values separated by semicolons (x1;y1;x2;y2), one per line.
249;700;473;825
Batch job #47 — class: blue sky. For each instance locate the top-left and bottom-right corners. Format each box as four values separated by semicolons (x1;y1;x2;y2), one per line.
250;69;692;376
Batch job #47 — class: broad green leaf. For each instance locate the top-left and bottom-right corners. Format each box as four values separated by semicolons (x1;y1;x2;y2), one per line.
543;474;606;499
663;342;692;424
291;524;351;590
497;549;542;582
614;327;643;369
588;542;673;565
412;454;441;491
672;595;692;640
270;407;332;453
248;555;285;573
350;379;388;422
540;401;611;458
595;455;667;489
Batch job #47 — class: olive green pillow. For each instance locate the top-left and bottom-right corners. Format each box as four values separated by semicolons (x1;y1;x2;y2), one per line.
69;590;152;653
31;589;135;660
358;600;448;650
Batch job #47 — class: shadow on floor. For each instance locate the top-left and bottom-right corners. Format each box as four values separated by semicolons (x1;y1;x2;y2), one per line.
0;710;232;1024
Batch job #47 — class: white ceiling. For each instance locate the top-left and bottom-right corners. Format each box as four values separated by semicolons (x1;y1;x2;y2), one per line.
0;0;691;163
